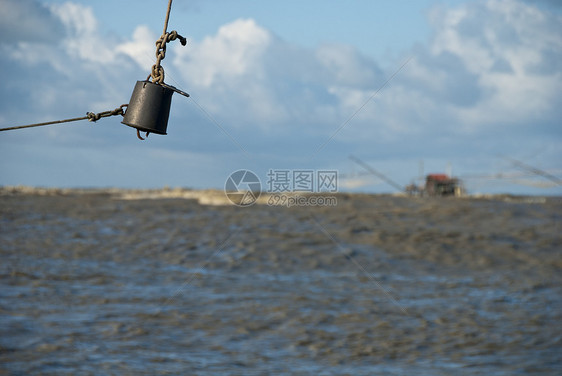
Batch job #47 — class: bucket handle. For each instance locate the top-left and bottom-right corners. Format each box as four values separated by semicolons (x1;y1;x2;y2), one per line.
160;82;190;99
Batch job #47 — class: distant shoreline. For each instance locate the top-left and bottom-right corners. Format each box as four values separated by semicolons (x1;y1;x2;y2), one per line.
0;185;556;205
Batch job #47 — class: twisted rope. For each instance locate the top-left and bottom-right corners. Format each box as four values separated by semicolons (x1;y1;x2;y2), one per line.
162;0;173;35
0;105;128;132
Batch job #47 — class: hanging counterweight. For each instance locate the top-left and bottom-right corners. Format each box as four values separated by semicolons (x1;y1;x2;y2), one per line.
121;81;174;135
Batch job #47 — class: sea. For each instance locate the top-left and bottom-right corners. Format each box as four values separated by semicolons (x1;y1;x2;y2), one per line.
1;188;561;375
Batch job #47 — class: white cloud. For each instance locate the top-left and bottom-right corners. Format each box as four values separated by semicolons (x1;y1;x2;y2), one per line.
315;44;382;88
0;0;64;43
0;1;147;145
168;18;388;130
163;0;561;142
175;18;271;88
422;0;562;130
0;0;560;194
50;2;115;63
170;19;297;128
116;25;157;69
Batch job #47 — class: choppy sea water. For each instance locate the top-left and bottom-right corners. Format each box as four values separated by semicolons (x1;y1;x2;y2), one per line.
1;191;561;375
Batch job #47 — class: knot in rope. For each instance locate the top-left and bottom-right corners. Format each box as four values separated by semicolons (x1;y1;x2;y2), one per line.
87;112;101;122
87;104;128;123
149;30;187;84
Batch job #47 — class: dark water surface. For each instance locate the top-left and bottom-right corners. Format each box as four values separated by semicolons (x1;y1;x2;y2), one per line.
1;190;561;375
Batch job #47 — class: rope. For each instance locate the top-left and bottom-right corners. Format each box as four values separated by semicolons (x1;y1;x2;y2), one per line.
163;0;173;35
149;0;187;84
86;104;128;122
0;104;128;132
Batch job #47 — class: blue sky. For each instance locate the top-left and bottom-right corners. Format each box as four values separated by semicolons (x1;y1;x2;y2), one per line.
0;0;561;195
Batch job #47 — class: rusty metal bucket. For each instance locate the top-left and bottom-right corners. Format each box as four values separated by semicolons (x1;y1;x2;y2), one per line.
122;80;174;135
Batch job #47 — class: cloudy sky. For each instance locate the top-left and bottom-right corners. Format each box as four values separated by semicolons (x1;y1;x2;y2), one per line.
0;0;560;195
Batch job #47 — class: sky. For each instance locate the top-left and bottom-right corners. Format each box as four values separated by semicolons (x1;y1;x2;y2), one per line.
0;0;561;195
